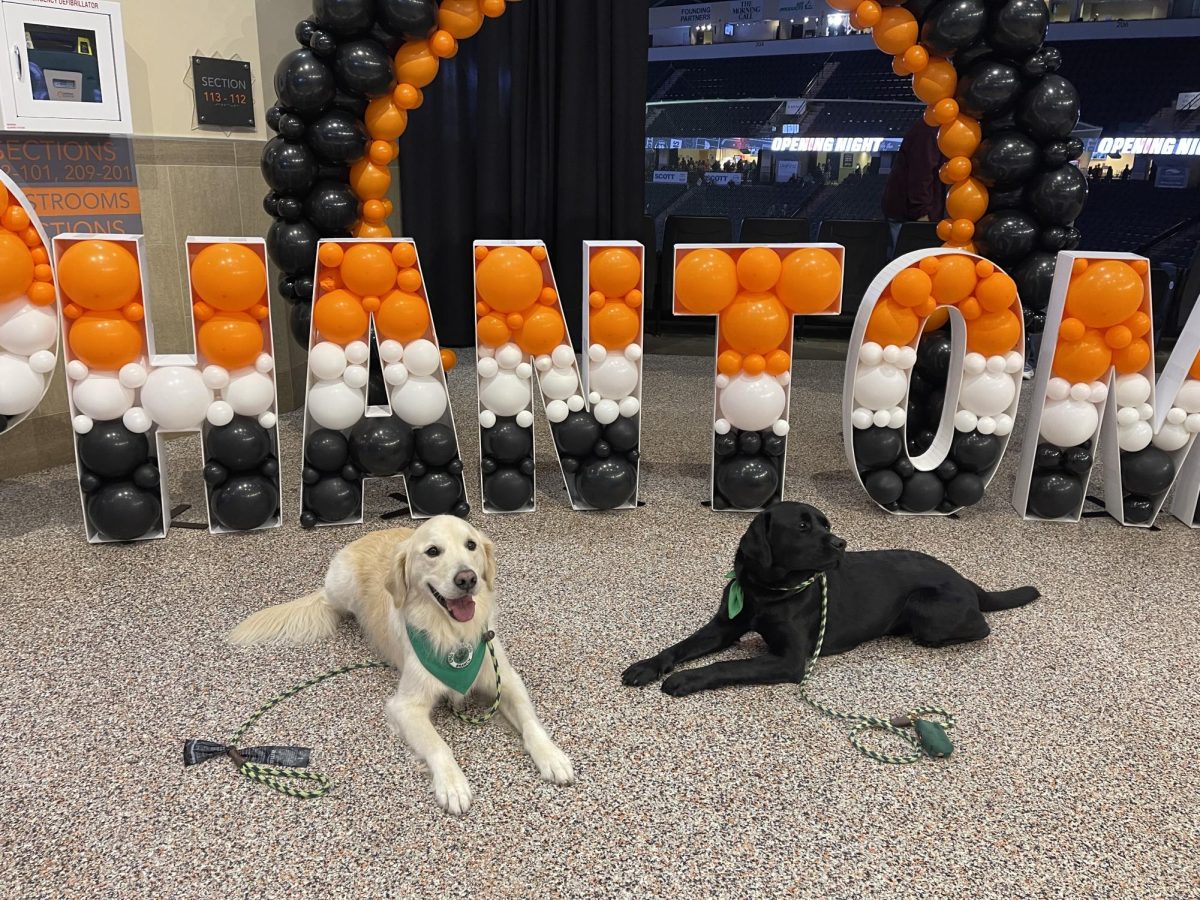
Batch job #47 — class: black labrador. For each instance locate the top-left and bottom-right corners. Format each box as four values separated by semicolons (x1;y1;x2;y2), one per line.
622;502;1038;697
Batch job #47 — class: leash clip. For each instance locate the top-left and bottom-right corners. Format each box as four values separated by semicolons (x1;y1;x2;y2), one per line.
227;747;246;769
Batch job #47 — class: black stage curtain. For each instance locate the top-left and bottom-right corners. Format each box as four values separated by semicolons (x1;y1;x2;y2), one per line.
398;0;649;347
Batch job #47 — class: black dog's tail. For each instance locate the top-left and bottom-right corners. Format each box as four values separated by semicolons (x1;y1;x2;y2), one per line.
975;584;1040;612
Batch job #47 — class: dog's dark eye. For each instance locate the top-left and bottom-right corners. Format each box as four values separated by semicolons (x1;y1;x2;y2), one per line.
798;521;809;530
425;546;441;558
465;540;476;551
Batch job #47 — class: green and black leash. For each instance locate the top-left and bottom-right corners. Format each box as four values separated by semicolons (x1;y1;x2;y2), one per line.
184;638;502;799
728;571;955;764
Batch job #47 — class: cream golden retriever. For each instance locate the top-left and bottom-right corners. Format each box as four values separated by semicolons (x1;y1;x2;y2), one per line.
228;516;573;814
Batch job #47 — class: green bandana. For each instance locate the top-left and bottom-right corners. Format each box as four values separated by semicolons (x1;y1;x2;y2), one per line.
406;626;486;694
725;570;744;619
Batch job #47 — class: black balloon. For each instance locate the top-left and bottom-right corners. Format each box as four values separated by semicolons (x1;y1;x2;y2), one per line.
289;301;312;348
294;275;315;301
212;474;278;531
987;184;1026;210
77;420;149;479
577;458;638;510
895;458;916;480
947;472;986;507
483;468;534;511
208;416;272;472
330;90;369;118
204;461;229;486
955;39;996;72
349;416;413;476
936;459;959;482
553;411;602;457
1063;445;1093;476
313;0;374;35
1038;225;1073;252
1027;472;1083;519
87;482;162;541
1021;45;1062;79
307;109;368;164
1016;74;1080;143
267;103;285;130
952;431;1002;473
738;431;762;455
1121;447;1175;496
309;29;336;57
306;475;361;522
763;434;786;457
988;0;1048;58
1034;443;1063;472
972;131;1039;187
261;137;319;197
854;426;903;469
604;416;639;453
716;456;779;509
305;180;359;235
482;417;533;464
916;330;953;378
1012;251;1058;313
133;462;160;490
415;424;458;467
921;0;987;56
714;432;737;457
333;39;394;98
900;472;945;513
956;60;1022;118
277;197;303;221
864;469;903;506
273;48;335;117
1123;495;1156;525
975;209;1038;264
981;109;1018;138
277;112;306;141
306;428;350;472
408;471;463;515
1026;164;1088;226
375;0;438;38
267;218;320;273
593;440;612;459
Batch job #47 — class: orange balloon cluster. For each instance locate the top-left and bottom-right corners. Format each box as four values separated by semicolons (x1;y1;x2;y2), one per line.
59;240;145;370
191;243;269;369
474;244;565;356
1052;259;1150;383
588;247;643;350
355;0;508;236
675;246;842;375
0;186;54;309
865;254;1021;355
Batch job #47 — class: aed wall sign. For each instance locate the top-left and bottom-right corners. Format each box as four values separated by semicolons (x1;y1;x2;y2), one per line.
191;56;254;129
0;136;142;235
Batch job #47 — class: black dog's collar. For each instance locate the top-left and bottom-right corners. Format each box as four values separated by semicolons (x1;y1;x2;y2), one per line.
726;564;823;618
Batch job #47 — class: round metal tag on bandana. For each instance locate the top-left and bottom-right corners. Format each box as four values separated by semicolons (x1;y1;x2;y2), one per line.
446;643;475;669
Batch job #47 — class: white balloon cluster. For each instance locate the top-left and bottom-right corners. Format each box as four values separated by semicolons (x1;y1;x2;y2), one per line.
477;341;538;428
1039;376;1107;448
715;370;790;435
953;351;1022;437
204;354;278;430
850;342;916;431
1113;373;1200;454
308;339;368;430
0;295;57;421
586;343;641;426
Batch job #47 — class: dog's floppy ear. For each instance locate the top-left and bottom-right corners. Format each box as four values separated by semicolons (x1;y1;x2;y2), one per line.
384;540;410;609
480;535;497;591
739;511;773;569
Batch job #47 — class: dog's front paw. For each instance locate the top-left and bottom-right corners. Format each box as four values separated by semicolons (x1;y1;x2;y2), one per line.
661;671;704;697
527;737;575;786
621;657;670;686
430;764;473;815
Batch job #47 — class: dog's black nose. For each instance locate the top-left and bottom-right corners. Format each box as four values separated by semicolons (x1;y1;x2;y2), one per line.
828;537;847;551
454;569;478;592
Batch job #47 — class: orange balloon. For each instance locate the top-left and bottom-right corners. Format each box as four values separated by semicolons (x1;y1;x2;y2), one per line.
865;298;919;347
350;159;392;200
342;244;398;297
736;247;782;293
480;0;505;17
1189;352;1200;381
313;289;368;344
872;6;918;55
938;115;982;159
2;204;30;232
675;248;738;314
376;290;430;343
441;348;457;371
365;96;408;141
393;40;439;88
1114;339;1151;375
477;312;510;347
476;246;543;313
58;239;140;310
198;311;263;369
893;56;914;77
931;254;978;305
1060;317;1085;342
959;297;982;321
926;307;950;330
720;292;790;354
393;243;418;268
1065;260;1144;328
1126;311;1151;339
516;303;565;355
743;353;766;376
718;350;742;376
318;243;344;267
912;58;957;104
190;243;265;311
946;178;989;222
903;44;929;73
589;247;641;297
976;271;1017;312
352;221;392;239
940;156;972;185
397;268;422;293
28;281;56;306
853;1;881;28
429;30;458;59
393;83;423;110
890;267;932;308
0;232;34;302
776;248;841;314
966;309;1021;356
766;349;791;376
1053;330;1112;384
932;99;960;127
439;0;484;38
69;311;143;369
589;300;640;350
1105;325;1132;350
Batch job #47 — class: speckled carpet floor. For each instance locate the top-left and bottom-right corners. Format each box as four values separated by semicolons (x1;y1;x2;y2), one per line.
2;354;1198;899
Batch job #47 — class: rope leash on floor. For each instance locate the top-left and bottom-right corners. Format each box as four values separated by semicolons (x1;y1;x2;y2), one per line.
184;641;502;799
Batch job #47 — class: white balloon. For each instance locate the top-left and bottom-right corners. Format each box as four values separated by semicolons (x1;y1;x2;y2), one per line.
551;345;574;369
624;344;643;363
1116;406;1139;427
959;370;1016;418
1046;377;1071;402
963;352;986;376
1069;382;1092;402
954;410;978;432
1040;397;1099;448
1152;422;1190;453
28;350;55;374
588;391;601;405
594;399;619;424
619;397;640;417
258;411;277;430
714;418;731;435
0;353;45;416
1004;351;1024;375
201;365;229;390
1118;420;1153;453
121;362;149;389
986;355;1007;375
404;339;440;376
588;343;606;363
545;399;568;423
567;394;585;412
477;345;495;359
515;410;534;428
496;343;524;370
1138;402;1154;422
534;354;552;372
122;407;152;433
772;419;790;436
977;416;996;435
851;407;873;430
516;362;533;380
384;363;409;387
0;301;56;356
590;355;639;400
345;340;369;365
1089;382;1109;405
872;409;891;428
308;379;365;430
72;372;133;421
882;344;901;365
477;357;498;378
224;369;275;416
539;366;578;401
479;410;496;428
993;414;1013;437
142;366;212;430
66;360;89;381
1175;380;1200;414
390;374;447;427
255;353;274;374
777;371;791;387
1168;407;1187;425
719;374;786;432
207;400;234;426
715;374;730;390
1115;373;1151;407
859;342;883;366
479;370;530;416
310;342;347;380
343;364;369;389
888;407;906;429
1187;413;1200;434
73;414;93;434
378;340;404;364
853;363;907;411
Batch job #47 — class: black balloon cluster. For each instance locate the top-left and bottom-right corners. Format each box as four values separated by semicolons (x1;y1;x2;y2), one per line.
906;329;953;457
263;0;439;348
480;417;534;511
915;0;1086;336
857;426;1000;513
204;417;282;531
301;417;468;527
713;428;785;511
1119;446;1176;524
551;411;639;511
77;420;163;541
1027;441;1092;519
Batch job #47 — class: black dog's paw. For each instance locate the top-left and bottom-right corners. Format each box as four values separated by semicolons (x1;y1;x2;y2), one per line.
621;658;670;687
660;671;704;697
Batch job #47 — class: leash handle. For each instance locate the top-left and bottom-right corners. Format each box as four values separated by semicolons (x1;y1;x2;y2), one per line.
239;760;333;800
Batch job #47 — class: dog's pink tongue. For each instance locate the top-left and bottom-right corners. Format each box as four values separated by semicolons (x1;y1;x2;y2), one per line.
447;596;476;622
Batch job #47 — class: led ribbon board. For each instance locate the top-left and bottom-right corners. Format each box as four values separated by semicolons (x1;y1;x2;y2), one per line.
672;243;845;511
53;236;281;543
845;249;1024;515
301;238;467;527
